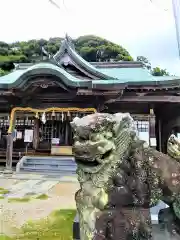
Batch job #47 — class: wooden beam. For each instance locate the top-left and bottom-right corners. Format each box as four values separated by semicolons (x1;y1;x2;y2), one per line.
77;89;120;96
114;95;180;103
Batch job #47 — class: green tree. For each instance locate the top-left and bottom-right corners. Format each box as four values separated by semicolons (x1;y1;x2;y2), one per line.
137;56;170;76
0;68;6;76
151;67;169;76
0;35;173;77
0;35;134;64
136;56;151;70
75;35;133;62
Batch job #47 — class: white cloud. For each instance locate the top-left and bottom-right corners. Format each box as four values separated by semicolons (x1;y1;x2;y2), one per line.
0;0;179;74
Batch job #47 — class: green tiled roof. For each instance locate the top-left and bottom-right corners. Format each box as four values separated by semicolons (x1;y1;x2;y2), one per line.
99;67;153;82
0;63;93;88
0;70;25;84
152;76;180;81
98;67;180;84
0;62;180;89
100;68;149;83
0;34;178;88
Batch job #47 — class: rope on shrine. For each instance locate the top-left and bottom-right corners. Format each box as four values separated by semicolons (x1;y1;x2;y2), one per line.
8;107;97;134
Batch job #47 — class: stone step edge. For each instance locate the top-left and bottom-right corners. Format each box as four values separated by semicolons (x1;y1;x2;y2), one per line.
23;162;76;166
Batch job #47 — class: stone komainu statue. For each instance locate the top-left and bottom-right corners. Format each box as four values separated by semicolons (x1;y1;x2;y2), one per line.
71;113;180;240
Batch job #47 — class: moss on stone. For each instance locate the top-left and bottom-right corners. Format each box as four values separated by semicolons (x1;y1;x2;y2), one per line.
8;197;31;203
35;194;49;200
0;236;11;240
0;187;9;194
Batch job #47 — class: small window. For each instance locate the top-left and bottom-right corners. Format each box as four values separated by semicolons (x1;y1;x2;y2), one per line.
136;120;149;133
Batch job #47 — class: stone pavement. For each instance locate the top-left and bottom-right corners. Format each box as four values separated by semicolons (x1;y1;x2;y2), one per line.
0;172;78;199
0;171;78;181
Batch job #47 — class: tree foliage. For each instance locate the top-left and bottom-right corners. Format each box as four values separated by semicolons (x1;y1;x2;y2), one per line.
75;35;133;62
0;68;6;76
136;56;170;76
151;67;169;76
0;35;171;77
0;35;133;73
136;56;151;70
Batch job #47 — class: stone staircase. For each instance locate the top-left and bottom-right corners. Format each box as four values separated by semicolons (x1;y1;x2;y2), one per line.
16;156;77;175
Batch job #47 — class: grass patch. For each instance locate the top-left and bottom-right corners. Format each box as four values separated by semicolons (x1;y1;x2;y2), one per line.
0;187;9;195
0;236;12;240
35;194;49;200
19;209;76;239
0;209;76;239
15;209;75;240
0;196;5;200
8;197;31;203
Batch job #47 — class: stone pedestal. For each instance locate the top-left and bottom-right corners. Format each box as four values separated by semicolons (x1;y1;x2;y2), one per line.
3;168;13;174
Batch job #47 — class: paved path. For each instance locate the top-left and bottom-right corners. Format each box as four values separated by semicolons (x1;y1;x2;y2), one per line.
0;172;78;181
0;172;78;200
5;179;59;198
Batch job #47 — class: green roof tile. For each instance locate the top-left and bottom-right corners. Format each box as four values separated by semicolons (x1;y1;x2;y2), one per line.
0;63;92;88
153;76;180;81
98;67;180;83
1;57;180;89
98;67;154;82
0;70;25;84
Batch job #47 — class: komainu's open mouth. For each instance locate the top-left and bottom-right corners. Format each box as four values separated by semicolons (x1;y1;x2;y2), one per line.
75;157;99;167
101;149;112;160
75;149;113;168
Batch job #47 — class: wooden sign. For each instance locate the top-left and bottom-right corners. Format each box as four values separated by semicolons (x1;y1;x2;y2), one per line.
51;146;72;156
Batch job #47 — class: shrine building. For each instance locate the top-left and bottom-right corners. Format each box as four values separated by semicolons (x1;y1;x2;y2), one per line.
0;35;180;170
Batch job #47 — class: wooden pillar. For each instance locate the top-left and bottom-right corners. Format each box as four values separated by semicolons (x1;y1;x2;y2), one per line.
149;108;156;148
5;109;16;173
33;118;39;150
157;119;162;152
5;133;13;172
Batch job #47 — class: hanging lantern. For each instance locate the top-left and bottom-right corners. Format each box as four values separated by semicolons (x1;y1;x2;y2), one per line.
41;112;46;124
35;112;39;119
52;110;55;117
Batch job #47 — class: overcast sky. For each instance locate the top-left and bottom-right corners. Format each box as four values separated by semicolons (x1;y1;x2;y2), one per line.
1;0;180;74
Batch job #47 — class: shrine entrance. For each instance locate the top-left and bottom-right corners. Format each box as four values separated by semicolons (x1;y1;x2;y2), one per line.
5;107;96;170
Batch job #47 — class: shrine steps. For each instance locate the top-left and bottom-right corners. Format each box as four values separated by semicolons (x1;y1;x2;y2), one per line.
16;156;77;175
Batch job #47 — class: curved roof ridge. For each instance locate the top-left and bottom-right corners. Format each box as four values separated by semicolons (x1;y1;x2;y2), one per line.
0;62;93;89
53;35;117;80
